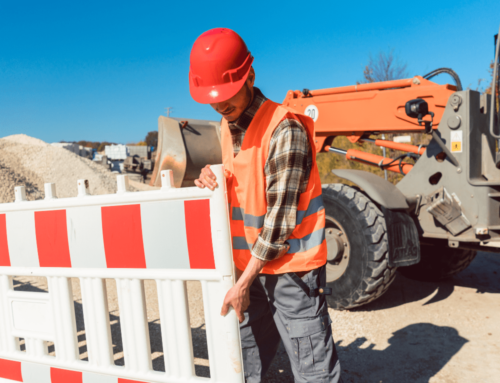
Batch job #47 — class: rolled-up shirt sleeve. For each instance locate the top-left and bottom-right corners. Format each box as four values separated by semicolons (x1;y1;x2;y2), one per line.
250;117;312;262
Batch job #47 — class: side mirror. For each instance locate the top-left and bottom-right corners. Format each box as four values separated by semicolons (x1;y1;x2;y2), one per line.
405;98;429;119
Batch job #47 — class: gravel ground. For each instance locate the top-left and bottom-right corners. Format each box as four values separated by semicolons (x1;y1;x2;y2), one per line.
266;252;500;383
12;252;499;382
0;134;148;203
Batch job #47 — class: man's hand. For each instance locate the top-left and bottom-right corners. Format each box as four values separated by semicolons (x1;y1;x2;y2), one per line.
220;282;250;323
221;256;267;323
194;164;218;190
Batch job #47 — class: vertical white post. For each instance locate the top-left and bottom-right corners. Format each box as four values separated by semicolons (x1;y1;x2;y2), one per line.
115;278;152;373
205;164;244;381
157;279;194;379
116;175;129;194
0;275;18;353
160;170;174;190
201;280;217;381
44;183;57;199
14;186;26;202
173;280;194;379
77;179;90;197
156;279;177;377
47;276;79;362
80;277;113;367
208;165;234;277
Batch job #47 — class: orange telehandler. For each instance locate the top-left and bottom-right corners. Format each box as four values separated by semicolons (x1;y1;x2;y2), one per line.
151;27;499;309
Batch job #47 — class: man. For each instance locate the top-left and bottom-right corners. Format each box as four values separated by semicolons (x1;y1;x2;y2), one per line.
190;28;341;383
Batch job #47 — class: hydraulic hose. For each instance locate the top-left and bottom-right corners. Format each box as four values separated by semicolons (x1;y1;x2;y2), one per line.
326;146;414;175
423;68;463;91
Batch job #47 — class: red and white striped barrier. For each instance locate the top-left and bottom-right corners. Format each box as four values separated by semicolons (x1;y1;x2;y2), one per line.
0;195;215;270
0;165;243;383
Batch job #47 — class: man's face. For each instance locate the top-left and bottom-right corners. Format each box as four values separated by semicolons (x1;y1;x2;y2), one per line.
210;68;255;122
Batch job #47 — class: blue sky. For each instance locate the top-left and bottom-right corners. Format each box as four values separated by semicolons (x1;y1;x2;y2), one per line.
1;0;499;144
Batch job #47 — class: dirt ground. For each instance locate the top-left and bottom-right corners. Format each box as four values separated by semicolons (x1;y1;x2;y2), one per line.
13;251;499;383
265;251;500;383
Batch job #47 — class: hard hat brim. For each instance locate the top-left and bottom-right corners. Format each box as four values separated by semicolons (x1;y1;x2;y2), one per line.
189;66;251;104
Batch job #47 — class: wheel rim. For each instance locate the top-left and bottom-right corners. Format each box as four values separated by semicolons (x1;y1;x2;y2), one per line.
325;215;350;282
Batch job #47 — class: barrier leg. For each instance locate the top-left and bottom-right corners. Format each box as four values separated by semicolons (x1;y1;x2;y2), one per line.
80;277;113;367
0;275;18;353
157;279;194;379
115;278;152;373
47;276;79;362
202;279;244;383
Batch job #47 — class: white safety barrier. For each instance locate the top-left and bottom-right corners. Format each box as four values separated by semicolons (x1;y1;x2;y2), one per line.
0;165;243;383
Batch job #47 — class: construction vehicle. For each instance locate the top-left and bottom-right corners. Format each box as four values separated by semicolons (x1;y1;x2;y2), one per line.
151;27;499;310
150;117;221;188
282;27;500;309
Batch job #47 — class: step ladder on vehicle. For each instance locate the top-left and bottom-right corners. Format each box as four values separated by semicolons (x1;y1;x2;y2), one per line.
0;165;244;383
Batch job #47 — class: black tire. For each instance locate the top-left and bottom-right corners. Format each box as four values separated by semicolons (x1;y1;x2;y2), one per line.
398;244;477;282
322;184;397;310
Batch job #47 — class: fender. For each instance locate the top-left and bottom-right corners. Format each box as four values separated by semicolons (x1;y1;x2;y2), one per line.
331;169;409;210
331;169;419;267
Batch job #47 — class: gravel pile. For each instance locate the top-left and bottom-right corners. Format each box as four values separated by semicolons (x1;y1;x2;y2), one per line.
0;134;145;203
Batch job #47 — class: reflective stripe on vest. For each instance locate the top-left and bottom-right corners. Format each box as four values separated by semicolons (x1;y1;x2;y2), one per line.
232;227;325;253
232;194;324;230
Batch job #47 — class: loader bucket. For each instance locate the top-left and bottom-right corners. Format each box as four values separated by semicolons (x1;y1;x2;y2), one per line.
150;116;222;188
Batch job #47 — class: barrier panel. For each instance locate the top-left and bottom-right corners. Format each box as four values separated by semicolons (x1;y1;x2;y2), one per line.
0;165;243;383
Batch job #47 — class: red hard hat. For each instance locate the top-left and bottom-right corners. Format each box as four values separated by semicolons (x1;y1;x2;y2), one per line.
189;28;253;104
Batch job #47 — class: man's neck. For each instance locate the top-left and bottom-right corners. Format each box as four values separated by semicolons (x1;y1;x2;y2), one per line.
227;87;267;134
225;86;255;124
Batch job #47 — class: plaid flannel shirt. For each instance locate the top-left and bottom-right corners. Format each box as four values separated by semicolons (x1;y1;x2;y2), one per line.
228;88;312;262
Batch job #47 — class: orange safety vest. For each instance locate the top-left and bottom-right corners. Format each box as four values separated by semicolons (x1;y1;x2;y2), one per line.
221;100;327;274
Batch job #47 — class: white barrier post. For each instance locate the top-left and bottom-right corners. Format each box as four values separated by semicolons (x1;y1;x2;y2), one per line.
0;164;244;383
79;277;113;367
205;165;243;380
116;175;129;194
44;183;57;200
14;186;26;203
47;276;78;362
0;276;17;354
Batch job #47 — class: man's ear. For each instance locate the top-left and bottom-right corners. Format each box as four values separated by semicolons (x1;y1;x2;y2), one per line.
247;67;255;87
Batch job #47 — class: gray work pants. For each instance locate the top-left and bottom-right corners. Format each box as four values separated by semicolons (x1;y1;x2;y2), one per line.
240;265;342;382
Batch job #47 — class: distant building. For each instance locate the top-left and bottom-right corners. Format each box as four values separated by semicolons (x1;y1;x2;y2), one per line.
104;145;128;173
52;142;79;155
52;143;93;158
105;145;128;160
126;145;149;159
78;145;92;158
102;145;152;173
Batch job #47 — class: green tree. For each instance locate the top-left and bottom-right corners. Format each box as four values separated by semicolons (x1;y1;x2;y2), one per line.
145;131;158;149
97;142;113;152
